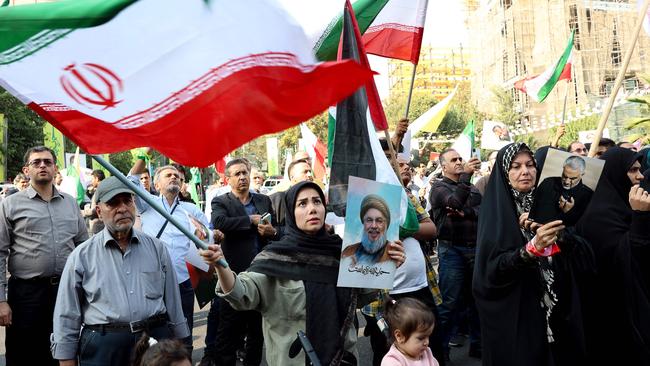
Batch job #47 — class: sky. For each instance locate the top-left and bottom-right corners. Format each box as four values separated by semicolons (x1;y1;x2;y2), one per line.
278;0;468;99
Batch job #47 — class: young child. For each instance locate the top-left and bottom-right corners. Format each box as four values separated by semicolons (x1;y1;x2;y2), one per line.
381;297;440;366
132;334;192;366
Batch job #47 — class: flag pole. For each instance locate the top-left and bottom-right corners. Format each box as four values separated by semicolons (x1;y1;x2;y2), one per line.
383;130;406;185
404;63;418;118
588;0;650;157
90;154;229;268
561;80;570;125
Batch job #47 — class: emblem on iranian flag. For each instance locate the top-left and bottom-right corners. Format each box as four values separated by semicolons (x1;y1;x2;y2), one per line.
60;63;123;109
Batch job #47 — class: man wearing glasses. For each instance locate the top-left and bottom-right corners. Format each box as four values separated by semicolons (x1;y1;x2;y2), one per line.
428;148;483;361
0;146;88;365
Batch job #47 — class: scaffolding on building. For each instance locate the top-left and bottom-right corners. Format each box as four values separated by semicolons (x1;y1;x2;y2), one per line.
468;0;650;141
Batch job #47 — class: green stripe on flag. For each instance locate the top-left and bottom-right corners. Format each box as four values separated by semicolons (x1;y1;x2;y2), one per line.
327;108;336;164
537;30;574;102
0;0;136;58
314;0;389;61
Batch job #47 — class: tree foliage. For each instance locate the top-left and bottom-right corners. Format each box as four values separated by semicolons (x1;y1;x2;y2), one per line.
490;86;521;126
0;90;45;179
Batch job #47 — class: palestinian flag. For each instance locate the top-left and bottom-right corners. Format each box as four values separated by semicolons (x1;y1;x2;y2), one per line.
514;31;574;103
362;0;429;64
0;0;372;167
328;0;418;236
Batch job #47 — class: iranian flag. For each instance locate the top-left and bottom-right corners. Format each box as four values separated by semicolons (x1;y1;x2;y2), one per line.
0;0;372;167
299;123;328;182
515;31;574;103
362;0;428;64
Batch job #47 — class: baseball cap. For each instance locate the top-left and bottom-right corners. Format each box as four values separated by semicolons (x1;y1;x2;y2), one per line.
96;176;133;203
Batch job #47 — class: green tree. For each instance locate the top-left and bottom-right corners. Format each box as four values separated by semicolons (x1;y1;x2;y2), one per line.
491;86;521;126
278;111;329;151
547;115;599;149
0;89;46;178
384;90;438;130
108;151;134;175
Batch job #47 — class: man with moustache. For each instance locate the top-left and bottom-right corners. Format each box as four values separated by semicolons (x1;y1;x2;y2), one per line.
428;148;483;360
129;154;211;350
341;194;393;267
530;155;593;226
0;146;88;365
567;141;588;156
51;177;189;366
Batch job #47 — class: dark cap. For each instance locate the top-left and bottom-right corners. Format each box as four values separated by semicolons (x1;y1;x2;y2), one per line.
96;176;133;203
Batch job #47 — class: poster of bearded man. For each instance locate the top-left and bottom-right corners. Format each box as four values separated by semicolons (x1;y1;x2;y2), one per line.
338;176;401;289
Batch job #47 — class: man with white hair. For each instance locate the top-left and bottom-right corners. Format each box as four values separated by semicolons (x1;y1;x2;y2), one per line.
531;155;593;226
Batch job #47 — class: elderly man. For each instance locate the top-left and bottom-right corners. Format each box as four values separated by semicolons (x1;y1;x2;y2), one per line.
531;155;593;226
567;141;588;157
129;152;211;350
51;177;189;366
429;148;482;361
342;195;393;266
0;146;88;365
250;168;265;194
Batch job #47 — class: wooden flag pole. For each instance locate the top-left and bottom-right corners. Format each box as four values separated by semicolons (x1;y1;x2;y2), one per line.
588;0;650;157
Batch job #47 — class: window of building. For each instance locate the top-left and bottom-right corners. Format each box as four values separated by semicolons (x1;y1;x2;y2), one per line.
569;5;581;50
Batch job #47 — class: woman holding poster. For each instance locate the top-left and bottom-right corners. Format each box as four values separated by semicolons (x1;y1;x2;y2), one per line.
200;181;405;365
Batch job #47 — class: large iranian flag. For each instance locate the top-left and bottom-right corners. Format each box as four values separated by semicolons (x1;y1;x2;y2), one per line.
362;0;428;64
515;31;574;103
0;0;372;167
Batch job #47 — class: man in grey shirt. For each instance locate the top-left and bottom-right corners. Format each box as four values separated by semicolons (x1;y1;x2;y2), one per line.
0;146;88;366
52;176;189;366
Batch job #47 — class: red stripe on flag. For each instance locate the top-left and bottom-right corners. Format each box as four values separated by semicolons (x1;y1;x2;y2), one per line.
363;26;424;64
30;57;372;167
558;62;572;81
343;0;389;131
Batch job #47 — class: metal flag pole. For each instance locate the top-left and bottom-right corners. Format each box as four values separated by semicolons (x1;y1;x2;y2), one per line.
403;63;418;118
561;79;570;125
91;154;228;268
588;0;650;157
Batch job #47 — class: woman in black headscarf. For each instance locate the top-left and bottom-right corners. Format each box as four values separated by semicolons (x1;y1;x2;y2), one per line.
201;181;405;365
576;147;650;365
472;143;571;366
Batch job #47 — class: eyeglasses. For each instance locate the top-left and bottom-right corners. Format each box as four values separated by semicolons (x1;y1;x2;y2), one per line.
27;159;54;167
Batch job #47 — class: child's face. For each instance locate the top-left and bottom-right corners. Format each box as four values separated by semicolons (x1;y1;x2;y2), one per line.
396;325;434;359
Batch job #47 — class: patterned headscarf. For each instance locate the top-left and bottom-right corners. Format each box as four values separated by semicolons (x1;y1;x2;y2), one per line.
501;142;536;217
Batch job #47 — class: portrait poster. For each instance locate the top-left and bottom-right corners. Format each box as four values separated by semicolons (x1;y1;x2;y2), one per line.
337;176;401;289
529;149;604;225
480;121;513;150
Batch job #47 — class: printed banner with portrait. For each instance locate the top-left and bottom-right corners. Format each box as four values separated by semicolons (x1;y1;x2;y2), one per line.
480;120;513;150
337;176;401;289
529;148;604;225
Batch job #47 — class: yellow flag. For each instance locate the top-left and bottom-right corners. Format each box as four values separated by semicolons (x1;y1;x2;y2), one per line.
43;123;65;168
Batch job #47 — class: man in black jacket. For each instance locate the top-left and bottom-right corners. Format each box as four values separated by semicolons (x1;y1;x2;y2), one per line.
211;158;278;366
429;148;482;361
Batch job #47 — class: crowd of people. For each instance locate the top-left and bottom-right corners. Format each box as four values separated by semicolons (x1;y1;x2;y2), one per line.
0;126;648;366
